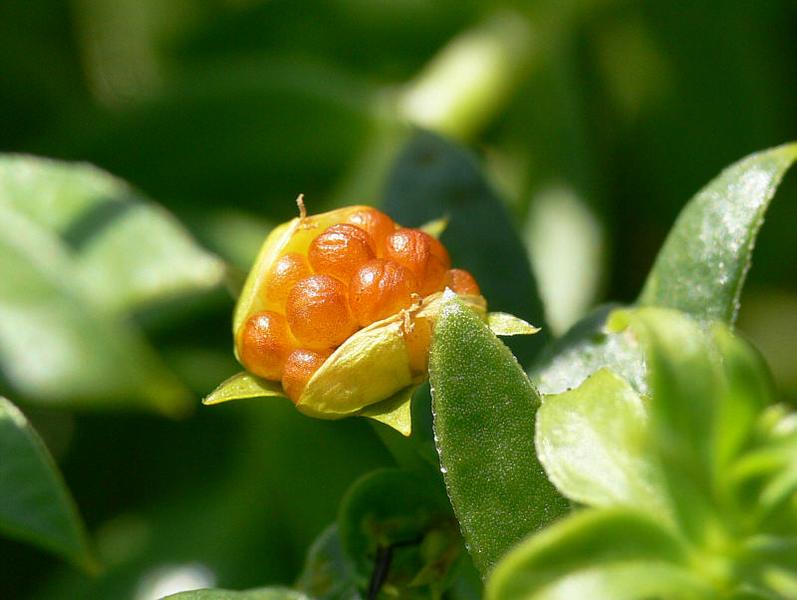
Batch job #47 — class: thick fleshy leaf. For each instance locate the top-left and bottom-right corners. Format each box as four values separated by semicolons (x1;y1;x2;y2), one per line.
430;296;568;575
536;369;668;517
486;508;711;600
203;372;286;406
531;305;646;396
0;397;94;570
295;524;362;600
383;131;547;364
162;589;307;600
639;143;797;323
607;307;726;543
0;155;224;413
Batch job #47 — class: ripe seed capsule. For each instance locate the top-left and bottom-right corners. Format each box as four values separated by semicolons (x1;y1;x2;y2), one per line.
286;274;358;349
262;252;311;309
282;348;330;403
308;223;375;282
238;311;294;380
345;207;396;256
445;268;481;296
349;259;419;327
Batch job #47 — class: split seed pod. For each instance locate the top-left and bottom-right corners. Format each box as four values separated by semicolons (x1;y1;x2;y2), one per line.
205;203;538;435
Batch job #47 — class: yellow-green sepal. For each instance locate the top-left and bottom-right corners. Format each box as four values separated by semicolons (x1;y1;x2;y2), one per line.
419;216;449;238
358;384;419;437
203;371;286;405
487;312;540;336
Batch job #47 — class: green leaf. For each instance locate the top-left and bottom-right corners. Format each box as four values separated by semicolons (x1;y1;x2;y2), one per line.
162;589;307;600
0;396;94;570
607;307;727;543
430;296;568;575
531;304;647;396
383;131;548;364
203;372;286;406
295;524;362;600
536;369;668;517
0;155;225;312
486;508;712;600
0;155;225;414
337;468;458;597
639;143;797;323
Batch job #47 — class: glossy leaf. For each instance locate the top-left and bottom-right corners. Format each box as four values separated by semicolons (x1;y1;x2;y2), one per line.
162;589;307;600
486;508;710;600
536;369;668;517
0;155;225;413
531;305;646;396
639;143;797;323
430;296;568;575
383;131;547;364
0;396;94;570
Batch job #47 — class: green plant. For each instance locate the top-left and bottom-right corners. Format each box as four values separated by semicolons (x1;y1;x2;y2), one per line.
1;133;796;598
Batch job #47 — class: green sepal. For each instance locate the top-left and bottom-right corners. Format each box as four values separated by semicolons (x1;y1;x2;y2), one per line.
487;312;540;336
203;371;286;405
358;385;418;437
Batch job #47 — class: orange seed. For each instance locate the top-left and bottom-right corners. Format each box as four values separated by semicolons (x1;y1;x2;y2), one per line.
263;252;311;309
286;274;359;349
445;268;481;296
282;348;330;403
349;259;419;327
308;223;376;282
345;207;396;256
238;311;294;380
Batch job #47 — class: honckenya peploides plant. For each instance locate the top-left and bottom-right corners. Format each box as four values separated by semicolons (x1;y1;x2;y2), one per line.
1;134;795;600
179;139;797;599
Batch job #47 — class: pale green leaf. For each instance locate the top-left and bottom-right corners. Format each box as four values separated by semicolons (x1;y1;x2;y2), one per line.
639;143;797;323
537;369;668;517
486;508;712;600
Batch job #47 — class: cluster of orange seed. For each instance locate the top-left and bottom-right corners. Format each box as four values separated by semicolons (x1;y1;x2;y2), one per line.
237;207;480;402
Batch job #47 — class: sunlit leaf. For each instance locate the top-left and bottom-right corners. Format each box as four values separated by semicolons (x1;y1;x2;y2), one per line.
639;143;797;323
0;396;94;570
486;508;711;600
430;296;568;575
531;305;646;396
0;155;225;413
536;369;668;517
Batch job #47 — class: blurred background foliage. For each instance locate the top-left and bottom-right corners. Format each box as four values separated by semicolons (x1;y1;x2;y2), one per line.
1;0;796;598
